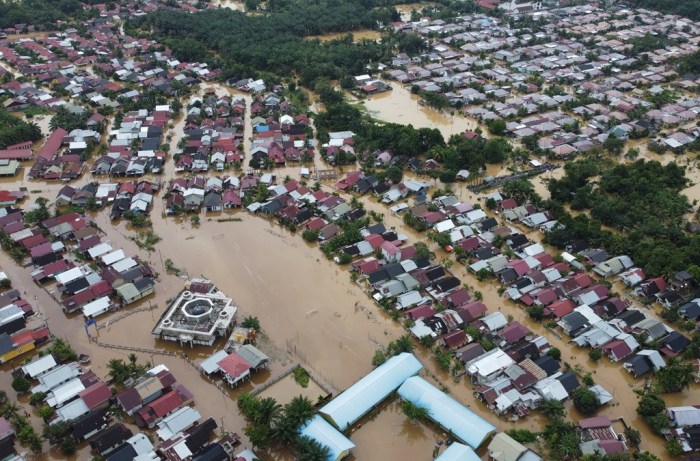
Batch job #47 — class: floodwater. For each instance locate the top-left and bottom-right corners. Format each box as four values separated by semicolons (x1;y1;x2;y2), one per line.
355;84;478;140
394;3;438;22
306;30;381;43
255;370;327;406
0;80;697;461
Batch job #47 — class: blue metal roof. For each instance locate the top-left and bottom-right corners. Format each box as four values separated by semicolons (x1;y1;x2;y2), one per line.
320;353;423;430
398;376;496;449
435;443;481;461
299;415;355;461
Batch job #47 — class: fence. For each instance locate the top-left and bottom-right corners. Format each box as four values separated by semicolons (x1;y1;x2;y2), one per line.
96;303;159;330
87;334;177;356
250;364;300;396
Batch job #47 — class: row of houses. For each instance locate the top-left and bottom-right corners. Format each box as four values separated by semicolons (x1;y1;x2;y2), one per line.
0;210;157;316
55;179;161;220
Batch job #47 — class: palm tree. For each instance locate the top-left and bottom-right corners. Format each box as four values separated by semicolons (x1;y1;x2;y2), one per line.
295;435;331;461
253;397;281;428
540;398;565;420
284;396;315;428
1;401;20;420
270;416;297;447
394;335;415;354
401;400;429;422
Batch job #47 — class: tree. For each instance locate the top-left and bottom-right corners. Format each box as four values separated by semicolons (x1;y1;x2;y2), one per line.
571;387;600;415
656;358;694;393
37;405;55;422
283;395;315;428
502;179;537;205
413;241;432;259
666;438;683;457
302;229;319;242
527;306;544;321
486;119;506;136
603;134;625;155
294;435;331;461
624;427;641;447
42;421;71;445
637;393;666;417
371;349;387;367
45;338;78;363
241;316;261;331
11;375;31;394
588;349;602;361
540;399;565;420
385;165;403;184
390;335;415;354
401;400;429;422
547;347;561;360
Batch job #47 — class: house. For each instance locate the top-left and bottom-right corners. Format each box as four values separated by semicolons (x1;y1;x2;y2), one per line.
623;350;666;377
488;433;543;461
89;424;133;456
216;352;252;387
466;348;515;383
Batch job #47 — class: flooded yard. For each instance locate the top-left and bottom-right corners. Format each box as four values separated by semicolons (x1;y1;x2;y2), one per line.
255;367;328;406
347;398;442;460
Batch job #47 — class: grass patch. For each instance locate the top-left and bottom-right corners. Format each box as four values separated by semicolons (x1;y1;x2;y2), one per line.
293;367;310;388
130;230;161;252
217;217;243;222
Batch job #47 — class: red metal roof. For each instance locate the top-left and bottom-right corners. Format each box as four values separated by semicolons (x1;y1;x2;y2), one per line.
216;353;251;379
148;390;183;418
79;382;111;410
38;128;68;161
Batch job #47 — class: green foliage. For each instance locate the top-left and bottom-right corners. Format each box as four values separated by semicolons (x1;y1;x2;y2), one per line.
527;306;544;321
401;400;429;421
37;405;55;421
29;392;47;406
294;435;331;461
432;346;452;370
293;367;310;388
45;338;78;363
486;119;506;136
11;375;31;393
624;427;641;447
371;348;387;367
628;0;700;20
666;438;684;457
302;229;319;242
49;106;89;132
655;358;694;393
241;316;261;331
636;393;667;417
0;108;42;149
42;421;70;445
0;0;93;29
133;3;399;88
571;387;600;415
678;49;700;75
588;349;602;361
506;429;539;444
547;347;561;360
545;159;697;278
540;398;565;420
106;354;150;386
542;419;581;459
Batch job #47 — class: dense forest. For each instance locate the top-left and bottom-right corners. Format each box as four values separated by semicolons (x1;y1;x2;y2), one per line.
0;0;100;29
0;109;42;149
629;0;700;21
129;0;402;86
544;159;700;278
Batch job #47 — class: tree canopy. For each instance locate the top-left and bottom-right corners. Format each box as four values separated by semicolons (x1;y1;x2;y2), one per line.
0;109;42;149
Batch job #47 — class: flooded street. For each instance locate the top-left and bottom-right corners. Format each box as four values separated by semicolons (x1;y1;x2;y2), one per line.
0;77;697;461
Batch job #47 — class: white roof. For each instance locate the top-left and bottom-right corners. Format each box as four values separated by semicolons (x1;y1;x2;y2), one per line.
82;296;111;318
53;397;89;423
435;219;456;233
126;433;155;456
111;257;137;273
0;305;23;326
668;406;700;427
299;416;355;460
199;350;229;375
88;242;113;259
46;377;86;407
33;363;81;393
533;374;569;401
101;249;126;266
436;443;480;461
22;355;58;379
590;384;613;405
54;266;85;285
156;407;201;441
466;348;514;379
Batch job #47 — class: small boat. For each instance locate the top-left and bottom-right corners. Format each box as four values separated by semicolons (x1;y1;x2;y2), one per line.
78;354;91;364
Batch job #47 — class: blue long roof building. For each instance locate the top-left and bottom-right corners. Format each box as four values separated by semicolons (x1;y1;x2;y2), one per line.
319;352;423;430
398;376;496;449
299;415;355;461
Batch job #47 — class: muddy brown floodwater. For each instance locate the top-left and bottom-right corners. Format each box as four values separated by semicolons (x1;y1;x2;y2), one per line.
355;84;479;140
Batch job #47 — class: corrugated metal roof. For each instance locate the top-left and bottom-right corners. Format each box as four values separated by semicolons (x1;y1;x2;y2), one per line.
435;443;480;461
299;415;355;461
320;353;422;430
398;376;496;449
